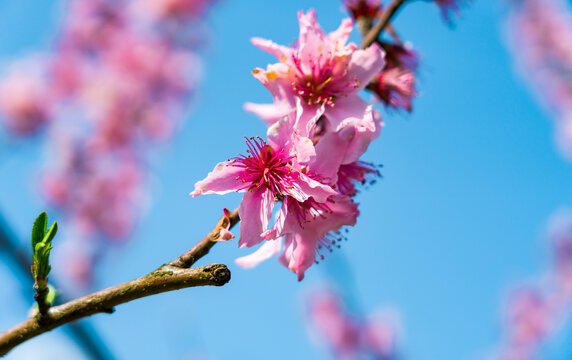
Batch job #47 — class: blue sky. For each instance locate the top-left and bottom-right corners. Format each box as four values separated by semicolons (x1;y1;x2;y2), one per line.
1;0;571;359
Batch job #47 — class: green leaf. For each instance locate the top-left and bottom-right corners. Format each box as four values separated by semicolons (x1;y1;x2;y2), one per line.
31;212;47;249
43;221;58;246
34;242;53;278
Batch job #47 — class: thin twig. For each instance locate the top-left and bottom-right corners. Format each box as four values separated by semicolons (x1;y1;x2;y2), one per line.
361;0;410;49
0;214;113;360
0;264;230;356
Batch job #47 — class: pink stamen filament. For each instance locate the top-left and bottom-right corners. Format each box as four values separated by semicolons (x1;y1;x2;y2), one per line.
290;52;358;107
315;230;346;263
229;137;295;199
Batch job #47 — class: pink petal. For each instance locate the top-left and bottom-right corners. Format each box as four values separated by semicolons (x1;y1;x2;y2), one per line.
298;10;325;45
251;64;296;119
251;37;292;61
294;97;325;137
297;10;328;70
308;99;379;176
347;43;385;92
291;134;316;164
235;238;282;269
266;113;316;164
216;228;235;241
298;9;321;34
190;162;243;196
279;231;320;281
311;130;348;183
261;200;289;240
238;188;274;248
315;196;360;235
341;109;383;164
325;95;375;133
289;232;320;281
267;113;296;149
244;102;290;126
287;173;337;203
326;18;354;50
278;233;295;269
251;63;292;97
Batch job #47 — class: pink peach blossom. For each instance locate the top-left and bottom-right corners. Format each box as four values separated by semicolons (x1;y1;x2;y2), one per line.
246;10;385;138
373;66;416;111
191;136;336;249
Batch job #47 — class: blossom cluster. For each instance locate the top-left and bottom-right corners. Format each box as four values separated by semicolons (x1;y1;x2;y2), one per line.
192;2;464;279
506;0;572;161
343;0;419;112
0;0;215;284
192;10;385;280
494;210;572;359
307;289;400;359
342;0;466;112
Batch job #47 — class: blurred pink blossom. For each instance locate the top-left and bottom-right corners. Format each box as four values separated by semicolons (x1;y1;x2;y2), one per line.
506;0;572;161
0;63;50;135
494;209;572;359
372;42;419;112
0;0;216;286
307;290;400;359
373;67;416;111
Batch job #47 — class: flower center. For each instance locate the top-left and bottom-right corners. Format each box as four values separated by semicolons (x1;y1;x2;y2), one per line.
290;53;358;107
230;137;294;199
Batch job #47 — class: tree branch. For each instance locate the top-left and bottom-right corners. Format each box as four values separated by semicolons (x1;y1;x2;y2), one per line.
0;263;230;356
0;207;240;357
361;0;410;49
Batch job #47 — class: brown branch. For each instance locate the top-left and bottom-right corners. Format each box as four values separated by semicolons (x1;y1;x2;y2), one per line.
0;207;240;357
0;263;230;356
169;208;240;268
361;0;410;49
356;16;374;37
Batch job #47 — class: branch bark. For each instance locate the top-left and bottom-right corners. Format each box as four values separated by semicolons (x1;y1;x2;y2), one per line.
0;264;230;356
361;0;410;49
0;208;240;357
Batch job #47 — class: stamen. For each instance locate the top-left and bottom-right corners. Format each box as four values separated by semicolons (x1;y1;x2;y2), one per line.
290;52;356;107
230;137;295;198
